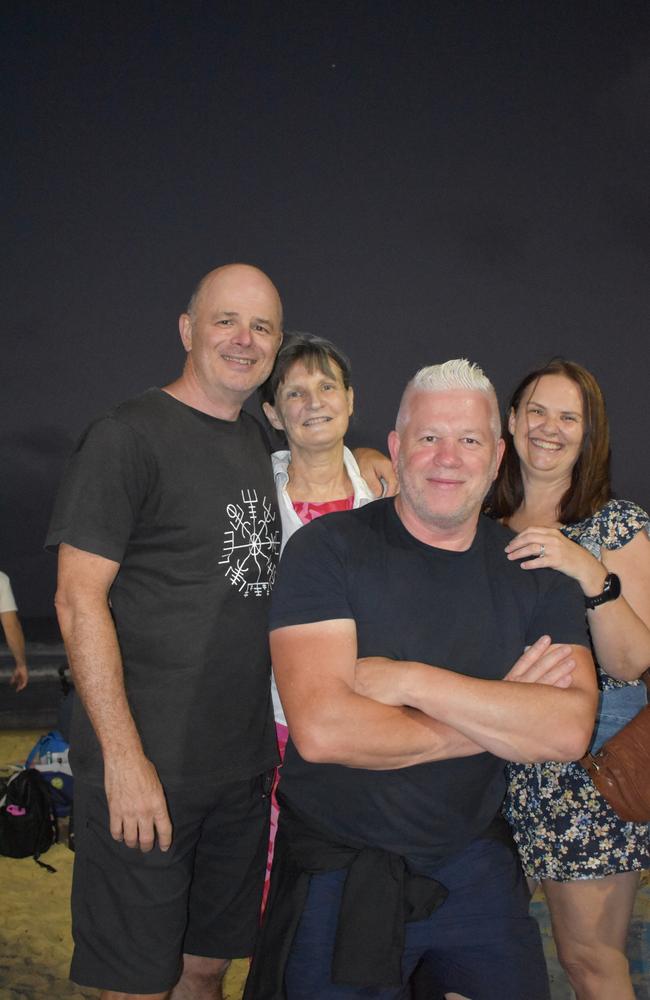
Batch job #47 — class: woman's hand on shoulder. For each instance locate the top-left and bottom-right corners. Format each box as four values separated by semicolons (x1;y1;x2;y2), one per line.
504;526;607;595
352;447;399;497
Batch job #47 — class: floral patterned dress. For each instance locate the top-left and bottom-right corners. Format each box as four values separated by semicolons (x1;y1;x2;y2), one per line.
504;499;650;880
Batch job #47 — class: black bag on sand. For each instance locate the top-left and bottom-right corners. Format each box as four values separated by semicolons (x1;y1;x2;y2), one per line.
0;769;58;871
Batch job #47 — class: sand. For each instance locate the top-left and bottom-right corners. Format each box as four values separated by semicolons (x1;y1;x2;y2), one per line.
0;730;248;1000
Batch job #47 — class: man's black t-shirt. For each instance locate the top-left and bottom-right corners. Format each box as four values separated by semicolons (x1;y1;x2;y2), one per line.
46;389;280;786
270;498;589;867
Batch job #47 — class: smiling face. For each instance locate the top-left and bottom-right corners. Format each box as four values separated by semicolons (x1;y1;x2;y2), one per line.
178;264;283;410
508;374;584;482
389;389;504;540
263;357;354;454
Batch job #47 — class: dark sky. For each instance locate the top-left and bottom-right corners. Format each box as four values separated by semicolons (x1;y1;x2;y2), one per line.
3;1;649;617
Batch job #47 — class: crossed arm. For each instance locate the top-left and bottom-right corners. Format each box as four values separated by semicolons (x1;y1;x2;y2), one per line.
271;621;597;768
55;543;173;852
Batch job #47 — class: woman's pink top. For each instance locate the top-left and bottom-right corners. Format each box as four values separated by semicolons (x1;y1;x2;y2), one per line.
292;495;355;524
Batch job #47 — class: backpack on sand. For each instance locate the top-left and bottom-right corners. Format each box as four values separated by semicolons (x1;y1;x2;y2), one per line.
0;769;58;871
26;730;71;772
26;729;74;818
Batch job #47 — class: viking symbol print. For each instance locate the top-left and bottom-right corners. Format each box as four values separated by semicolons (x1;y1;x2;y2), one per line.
219;489;280;596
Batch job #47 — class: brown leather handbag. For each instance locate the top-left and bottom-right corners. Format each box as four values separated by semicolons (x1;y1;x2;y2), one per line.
579;673;650;823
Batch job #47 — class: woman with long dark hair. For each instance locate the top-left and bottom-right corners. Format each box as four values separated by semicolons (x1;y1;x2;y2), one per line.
490;359;650;999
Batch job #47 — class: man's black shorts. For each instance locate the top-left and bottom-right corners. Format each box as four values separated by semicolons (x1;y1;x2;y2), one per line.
70;771;272;994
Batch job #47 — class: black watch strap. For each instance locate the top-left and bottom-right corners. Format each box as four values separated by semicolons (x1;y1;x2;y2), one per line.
584;572;621;610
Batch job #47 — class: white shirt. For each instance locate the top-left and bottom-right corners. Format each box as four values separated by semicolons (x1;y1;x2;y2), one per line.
271;447;376;725
0;571;17;614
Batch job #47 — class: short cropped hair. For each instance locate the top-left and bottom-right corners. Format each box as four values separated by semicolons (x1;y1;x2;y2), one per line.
185;265;284;328
186;275;208;319
259;333;352;407
396;359;501;439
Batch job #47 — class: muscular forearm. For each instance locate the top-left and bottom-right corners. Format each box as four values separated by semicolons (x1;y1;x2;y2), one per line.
276;621;484;768
396;660;597;762
55;544;172;851
288;687;484;769
55;594;144;764
57;592;172;850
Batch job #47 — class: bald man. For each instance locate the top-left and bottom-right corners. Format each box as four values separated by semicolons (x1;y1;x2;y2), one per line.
47;265;287;1000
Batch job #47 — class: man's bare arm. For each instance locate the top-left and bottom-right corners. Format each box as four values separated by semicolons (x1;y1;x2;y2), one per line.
357;644;597;763
272;619;481;767
55;543;172;852
271;624;580;769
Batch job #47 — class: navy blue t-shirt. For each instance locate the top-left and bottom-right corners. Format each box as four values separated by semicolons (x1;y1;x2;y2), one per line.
270;498;589;867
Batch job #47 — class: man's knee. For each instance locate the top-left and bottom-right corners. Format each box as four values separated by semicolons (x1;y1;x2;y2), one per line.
184;954;231;979
100;992;170;1000
171;955;231;998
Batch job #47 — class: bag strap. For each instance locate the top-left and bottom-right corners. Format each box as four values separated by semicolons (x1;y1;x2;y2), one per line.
34;855;57;873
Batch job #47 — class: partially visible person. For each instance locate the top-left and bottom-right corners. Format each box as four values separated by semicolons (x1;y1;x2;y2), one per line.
0;570;29;692
489;359;650;1000
245;359;597;1000
258;333;376;902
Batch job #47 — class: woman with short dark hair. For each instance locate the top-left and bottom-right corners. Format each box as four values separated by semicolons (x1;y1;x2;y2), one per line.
259;333;377;906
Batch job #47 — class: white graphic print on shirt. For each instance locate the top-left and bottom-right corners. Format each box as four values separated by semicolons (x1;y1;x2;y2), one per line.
220;489;280;596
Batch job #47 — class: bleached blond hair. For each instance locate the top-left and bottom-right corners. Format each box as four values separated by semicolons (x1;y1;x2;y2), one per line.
395;359;501;439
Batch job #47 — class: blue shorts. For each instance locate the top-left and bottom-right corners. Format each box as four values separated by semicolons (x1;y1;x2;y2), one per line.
590;683;647;752
285;837;550;1000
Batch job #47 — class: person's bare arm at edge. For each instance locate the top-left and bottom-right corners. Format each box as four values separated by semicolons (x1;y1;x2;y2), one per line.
271;624;580;769
356;641;597;763
352;447;398;497
1;611;29;691
54;543;172;852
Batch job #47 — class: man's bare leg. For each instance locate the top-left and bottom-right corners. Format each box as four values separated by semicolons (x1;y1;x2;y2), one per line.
170;955;231;1000
96;956;230;1000
100;992;169;1000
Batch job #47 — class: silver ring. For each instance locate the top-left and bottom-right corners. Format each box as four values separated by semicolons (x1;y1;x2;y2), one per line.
539;544;545;558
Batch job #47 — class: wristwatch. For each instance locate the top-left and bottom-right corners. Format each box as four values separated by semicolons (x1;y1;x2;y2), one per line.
584;572;621;610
